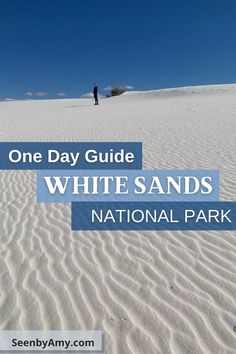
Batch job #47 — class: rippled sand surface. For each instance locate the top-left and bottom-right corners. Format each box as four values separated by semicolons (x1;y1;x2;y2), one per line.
0;84;236;353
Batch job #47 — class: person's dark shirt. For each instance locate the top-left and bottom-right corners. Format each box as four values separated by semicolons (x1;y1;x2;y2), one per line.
93;86;98;95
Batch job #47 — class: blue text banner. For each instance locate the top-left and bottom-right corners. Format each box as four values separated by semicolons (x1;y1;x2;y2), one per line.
0;142;142;170
71;202;236;230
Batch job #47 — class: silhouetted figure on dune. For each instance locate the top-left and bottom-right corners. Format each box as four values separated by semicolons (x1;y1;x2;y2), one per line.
93;83;99;105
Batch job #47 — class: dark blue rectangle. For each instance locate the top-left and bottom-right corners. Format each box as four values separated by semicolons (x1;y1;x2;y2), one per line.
71;202;236;230
0;142;142;169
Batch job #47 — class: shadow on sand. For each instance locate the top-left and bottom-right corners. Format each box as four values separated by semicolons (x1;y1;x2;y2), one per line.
64;104;93;108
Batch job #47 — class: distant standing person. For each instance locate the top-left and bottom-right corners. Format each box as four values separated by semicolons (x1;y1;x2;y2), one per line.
93;83;99;105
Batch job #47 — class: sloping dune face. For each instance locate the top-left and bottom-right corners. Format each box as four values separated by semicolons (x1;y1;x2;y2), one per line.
0;84;236;354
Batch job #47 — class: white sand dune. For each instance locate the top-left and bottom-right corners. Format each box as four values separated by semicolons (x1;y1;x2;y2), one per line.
0;84;236;353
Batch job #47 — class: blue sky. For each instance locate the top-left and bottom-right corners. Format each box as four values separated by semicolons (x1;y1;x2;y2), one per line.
1;0;236;99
